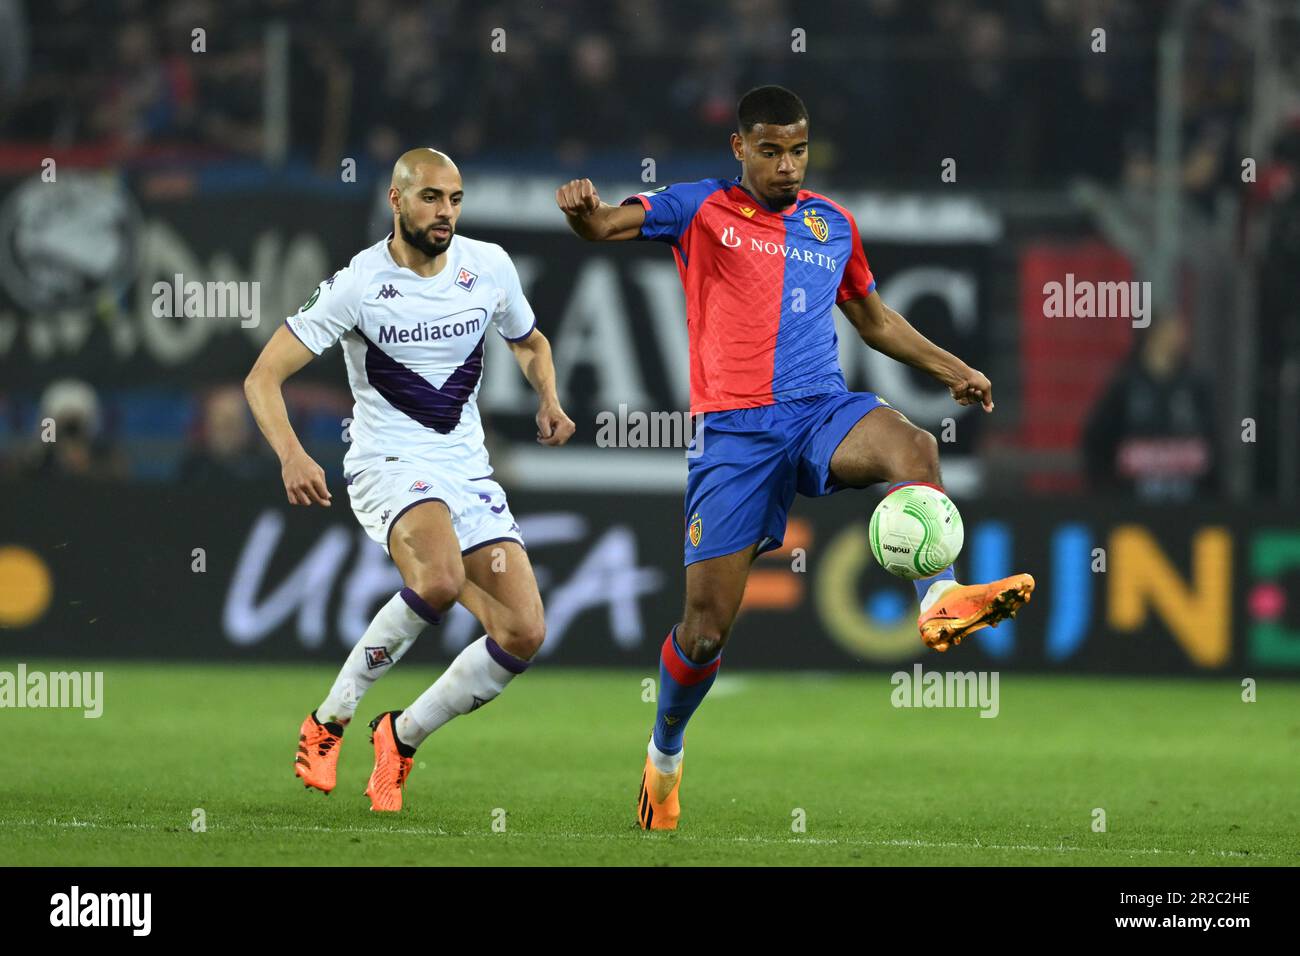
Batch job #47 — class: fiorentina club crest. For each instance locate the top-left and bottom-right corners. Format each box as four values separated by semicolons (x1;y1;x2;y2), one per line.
688;512;703;548
802;210;830;242
408;480;432;494
455;268;478;291
364;646;393;670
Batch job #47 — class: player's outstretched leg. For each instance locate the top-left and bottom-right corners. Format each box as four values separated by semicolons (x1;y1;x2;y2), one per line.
294;586;441;793
366;540;543;812
827;410;1035;652
640;546;752;831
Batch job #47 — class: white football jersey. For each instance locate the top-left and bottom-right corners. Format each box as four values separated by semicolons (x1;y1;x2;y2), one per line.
285;233;535;478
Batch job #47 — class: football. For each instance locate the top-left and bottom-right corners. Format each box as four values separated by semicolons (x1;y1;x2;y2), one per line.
868;484;964;579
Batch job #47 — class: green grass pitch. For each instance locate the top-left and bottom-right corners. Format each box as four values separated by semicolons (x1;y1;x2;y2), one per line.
2;661;1297;866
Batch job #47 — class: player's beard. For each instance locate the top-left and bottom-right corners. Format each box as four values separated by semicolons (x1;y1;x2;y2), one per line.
768;180;801;207
398;208;453;258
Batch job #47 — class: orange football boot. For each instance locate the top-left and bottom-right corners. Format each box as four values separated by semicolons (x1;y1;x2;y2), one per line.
364;711;414;812
295;712;343;793
918;573;1035;652
637;753;682;831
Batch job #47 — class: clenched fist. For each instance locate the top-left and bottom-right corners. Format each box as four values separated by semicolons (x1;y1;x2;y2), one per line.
555;178;602;218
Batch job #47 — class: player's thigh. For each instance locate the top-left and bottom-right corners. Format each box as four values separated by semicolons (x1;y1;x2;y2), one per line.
828;406;939;488
460;541;545;658
388;500;465;609
680;544;758;654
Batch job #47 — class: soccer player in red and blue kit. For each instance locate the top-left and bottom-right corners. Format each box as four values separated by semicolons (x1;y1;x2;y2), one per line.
557;86;1034;830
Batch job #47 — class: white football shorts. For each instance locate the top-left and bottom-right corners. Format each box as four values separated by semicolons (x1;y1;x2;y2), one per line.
345;456;524;558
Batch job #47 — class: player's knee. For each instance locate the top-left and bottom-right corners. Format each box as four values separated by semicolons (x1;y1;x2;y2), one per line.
500;613;546;659
896;427;940;483
677;627;726;664
678;608;731;663
409;569;463;613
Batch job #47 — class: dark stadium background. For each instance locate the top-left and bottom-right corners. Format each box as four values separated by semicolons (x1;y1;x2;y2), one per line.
1;0;1297;677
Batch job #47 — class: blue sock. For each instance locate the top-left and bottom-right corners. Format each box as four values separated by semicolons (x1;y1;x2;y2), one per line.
882;482;959;604
913;565;957;604
652;626;720;756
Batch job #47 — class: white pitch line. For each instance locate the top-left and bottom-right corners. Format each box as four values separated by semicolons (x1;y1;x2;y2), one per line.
0;818;1279;860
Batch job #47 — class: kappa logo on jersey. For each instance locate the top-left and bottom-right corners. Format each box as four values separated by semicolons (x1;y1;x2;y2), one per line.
408;480;432;494
455;268;478;291
325;271;338;288
803;210;830;242
688;512;703;548
377;283;402;299
364;646;394;670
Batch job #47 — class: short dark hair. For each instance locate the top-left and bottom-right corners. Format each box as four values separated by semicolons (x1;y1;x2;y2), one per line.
737;86;809;133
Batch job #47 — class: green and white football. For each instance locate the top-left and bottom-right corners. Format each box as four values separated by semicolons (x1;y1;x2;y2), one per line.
869;484;964;579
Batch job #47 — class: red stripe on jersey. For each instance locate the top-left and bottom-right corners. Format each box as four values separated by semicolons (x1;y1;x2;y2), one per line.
679;188;784;412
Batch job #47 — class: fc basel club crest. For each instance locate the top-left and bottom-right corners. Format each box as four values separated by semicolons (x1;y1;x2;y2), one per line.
802;210;830;242
688;512;703;548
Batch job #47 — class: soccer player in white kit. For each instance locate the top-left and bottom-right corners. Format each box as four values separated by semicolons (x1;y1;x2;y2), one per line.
245;148;575;811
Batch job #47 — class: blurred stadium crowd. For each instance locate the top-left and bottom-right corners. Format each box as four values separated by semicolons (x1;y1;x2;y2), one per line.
0;0;1265;188
0;0;1296;503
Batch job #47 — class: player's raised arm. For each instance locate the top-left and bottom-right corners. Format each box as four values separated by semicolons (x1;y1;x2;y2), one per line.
839;291;995;413
555;178;645;241
244;326;333;506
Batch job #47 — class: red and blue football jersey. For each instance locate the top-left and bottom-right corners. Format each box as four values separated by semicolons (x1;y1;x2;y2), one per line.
622;177;875;414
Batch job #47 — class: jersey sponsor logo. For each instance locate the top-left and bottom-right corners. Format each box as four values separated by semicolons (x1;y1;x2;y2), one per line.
802;210;830;242
408;480;432;494
455;268;478;291
364;646;394;669
377;283;402;299
747;236;838;272
716;224;840;272
688;511;703;548
300;287;320;311
376;312;484;344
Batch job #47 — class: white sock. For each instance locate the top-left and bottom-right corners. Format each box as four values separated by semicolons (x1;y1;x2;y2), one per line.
648;738;683;774
395;635;529;748
316;591;429;725
920;578;961;613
